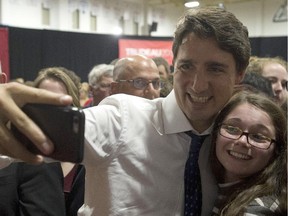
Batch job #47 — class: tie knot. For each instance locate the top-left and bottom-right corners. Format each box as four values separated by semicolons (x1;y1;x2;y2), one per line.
186;131;208;152
186;131;208;144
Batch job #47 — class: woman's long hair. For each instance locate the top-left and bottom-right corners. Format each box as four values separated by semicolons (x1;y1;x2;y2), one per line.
34;67;81;108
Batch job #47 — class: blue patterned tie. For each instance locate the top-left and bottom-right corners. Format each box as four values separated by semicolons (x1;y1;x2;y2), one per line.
184;132;208;216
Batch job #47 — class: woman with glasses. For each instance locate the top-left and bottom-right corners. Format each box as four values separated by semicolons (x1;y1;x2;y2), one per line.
210;91;287;215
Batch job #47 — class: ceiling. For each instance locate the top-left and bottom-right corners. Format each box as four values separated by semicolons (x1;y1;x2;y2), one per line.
136;0;263;7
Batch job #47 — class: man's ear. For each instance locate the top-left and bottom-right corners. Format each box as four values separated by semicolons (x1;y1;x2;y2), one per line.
235;71;245;84
0;73;7;83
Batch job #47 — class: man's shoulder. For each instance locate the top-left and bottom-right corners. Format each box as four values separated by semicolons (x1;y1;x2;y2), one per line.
101;94;165;106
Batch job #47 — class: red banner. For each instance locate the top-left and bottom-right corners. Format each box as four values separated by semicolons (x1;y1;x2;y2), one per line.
0;28;10;80
119;39;173;65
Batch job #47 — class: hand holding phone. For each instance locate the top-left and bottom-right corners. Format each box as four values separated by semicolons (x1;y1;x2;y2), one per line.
11;104;85;163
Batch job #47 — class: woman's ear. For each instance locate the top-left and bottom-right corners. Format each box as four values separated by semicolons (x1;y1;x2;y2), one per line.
0;73;7;83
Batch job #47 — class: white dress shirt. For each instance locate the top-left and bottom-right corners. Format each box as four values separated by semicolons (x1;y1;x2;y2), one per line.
79;90;218;216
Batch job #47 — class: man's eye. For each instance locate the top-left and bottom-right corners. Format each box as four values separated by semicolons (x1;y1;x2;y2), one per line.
178;63;192;71
179;64;197;75
135;79;146;85
208;67;224;73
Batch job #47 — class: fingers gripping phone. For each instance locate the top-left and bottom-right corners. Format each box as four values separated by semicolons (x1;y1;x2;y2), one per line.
11;104;85;163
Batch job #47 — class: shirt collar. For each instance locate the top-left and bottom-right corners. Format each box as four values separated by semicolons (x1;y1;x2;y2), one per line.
162;90;192;134
162;90;213;136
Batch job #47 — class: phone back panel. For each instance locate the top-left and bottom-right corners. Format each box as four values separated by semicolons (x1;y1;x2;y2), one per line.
12;104;85;163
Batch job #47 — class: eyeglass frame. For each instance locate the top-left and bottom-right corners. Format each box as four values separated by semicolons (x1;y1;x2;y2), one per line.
117;78;163;90
218;124;276;150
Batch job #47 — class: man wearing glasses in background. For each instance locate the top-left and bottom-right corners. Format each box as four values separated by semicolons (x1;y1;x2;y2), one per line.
111;54;161;99
87;64;114;107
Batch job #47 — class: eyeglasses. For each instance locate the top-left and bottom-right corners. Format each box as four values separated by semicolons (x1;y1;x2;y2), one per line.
117;78;163;90
219;124;276;150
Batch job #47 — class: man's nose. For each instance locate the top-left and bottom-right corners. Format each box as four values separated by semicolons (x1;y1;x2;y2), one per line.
191;72;208;93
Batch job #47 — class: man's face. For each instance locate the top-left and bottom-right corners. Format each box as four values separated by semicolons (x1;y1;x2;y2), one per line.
111;60;161;100
90;76;113;106
173;33;244;132
158;65;169;80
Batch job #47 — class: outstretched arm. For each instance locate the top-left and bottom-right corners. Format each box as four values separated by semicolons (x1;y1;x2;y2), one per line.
0;82;72;164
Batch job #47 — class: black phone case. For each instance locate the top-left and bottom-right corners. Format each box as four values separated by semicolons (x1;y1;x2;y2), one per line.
11;104;85;163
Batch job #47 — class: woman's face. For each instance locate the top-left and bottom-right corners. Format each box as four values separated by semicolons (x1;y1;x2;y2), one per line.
262;62;288;106
216;103;276;182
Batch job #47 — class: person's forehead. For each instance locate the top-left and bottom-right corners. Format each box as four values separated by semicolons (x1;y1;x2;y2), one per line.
38;79;68;94
225;103;273;126
123;63;158;77
263;62;287;72
177;33;236;68
126;69;160;79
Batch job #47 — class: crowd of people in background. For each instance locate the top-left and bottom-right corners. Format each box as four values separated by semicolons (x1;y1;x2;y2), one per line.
9;54;287;114
0;6;287;216
9;55;175;108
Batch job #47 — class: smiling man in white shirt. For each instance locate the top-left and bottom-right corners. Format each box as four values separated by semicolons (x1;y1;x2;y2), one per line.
0;7;250;216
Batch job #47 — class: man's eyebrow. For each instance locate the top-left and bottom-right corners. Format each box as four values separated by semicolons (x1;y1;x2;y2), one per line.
206;61;229;68
176;59;196;64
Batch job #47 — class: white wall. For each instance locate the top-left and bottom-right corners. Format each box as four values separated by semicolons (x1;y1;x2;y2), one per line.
0;0;287;37
1;0;42;28
227;0;287;37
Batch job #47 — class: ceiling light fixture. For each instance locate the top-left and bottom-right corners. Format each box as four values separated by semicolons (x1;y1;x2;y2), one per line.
184;1;200;8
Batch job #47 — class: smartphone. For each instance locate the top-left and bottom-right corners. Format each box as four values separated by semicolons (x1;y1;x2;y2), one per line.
11;103;85;163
